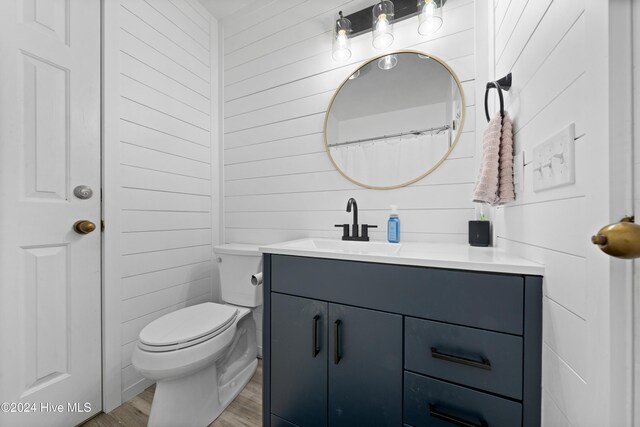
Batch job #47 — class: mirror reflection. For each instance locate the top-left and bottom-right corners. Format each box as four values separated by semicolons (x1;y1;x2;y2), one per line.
325;51;464;189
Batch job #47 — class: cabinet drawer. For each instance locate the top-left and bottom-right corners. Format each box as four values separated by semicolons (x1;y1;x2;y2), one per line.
404;372;522;427
405;317;523;400
270;255;524;334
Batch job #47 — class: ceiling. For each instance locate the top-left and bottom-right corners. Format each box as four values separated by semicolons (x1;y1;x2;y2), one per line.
197;0;263;20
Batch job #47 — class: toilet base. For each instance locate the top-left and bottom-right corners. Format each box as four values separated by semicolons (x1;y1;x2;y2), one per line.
148;358;258;427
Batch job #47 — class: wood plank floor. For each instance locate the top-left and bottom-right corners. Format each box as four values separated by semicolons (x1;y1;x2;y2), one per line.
82;362;262;427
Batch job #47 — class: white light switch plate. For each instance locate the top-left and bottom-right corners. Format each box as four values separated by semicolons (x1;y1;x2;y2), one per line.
513;152;524;195
532;123;575;192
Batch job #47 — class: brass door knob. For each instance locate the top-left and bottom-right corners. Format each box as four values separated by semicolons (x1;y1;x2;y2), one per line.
591;216;640;259
73;220;96;234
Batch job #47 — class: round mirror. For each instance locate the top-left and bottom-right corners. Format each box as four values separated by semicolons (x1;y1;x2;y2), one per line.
324;50;465;189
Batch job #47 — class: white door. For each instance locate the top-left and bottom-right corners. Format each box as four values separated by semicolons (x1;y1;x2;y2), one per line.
633;0;640;424
0;0;102;426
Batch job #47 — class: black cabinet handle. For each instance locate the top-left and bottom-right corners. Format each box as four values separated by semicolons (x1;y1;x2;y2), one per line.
312;315;320;357
334;319;341;364
431;347;492;371
429;404;488;427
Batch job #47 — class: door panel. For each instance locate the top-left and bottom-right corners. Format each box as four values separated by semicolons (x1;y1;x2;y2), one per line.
22;245;70;387
0;0;101;425
22;52;69;200
271;293;328;427
23;0;69;43
328;303;402;427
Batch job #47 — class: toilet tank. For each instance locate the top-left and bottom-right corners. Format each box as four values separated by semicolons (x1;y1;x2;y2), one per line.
213;244;263;307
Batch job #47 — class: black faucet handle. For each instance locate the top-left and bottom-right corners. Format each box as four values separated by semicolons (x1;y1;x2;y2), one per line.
334;224;350;240
361;224;378;240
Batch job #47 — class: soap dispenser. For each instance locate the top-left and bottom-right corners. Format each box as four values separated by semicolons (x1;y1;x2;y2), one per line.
388;205;400;243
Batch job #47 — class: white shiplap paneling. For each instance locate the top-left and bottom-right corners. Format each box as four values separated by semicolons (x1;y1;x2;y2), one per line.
222;0;479;246
105;0;218;404
491;0;598;425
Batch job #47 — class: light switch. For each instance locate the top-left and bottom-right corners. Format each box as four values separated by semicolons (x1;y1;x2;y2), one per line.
532;123;575;192
513;151;524;195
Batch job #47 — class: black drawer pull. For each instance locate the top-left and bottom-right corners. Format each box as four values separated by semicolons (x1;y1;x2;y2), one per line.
429;404;488;427
334;319;341;364
312;315;320;357
431;347;491;371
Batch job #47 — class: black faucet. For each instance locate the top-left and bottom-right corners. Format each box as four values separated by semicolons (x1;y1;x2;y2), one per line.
346;198;359;237
335;198;377;241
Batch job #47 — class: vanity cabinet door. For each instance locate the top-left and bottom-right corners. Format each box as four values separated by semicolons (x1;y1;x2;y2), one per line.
328;303;403;427
271;293;328;427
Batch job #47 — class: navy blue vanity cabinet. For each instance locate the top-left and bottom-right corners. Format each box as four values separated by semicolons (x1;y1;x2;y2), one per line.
263;254;542;427
405;317;524;400
328;304;402;426
271;293;328;427
270;293;402;427
404;372;523;427
272;414;303;427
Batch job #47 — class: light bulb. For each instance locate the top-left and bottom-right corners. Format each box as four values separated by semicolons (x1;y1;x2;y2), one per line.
372;1;394;49
423;0;435;17
332;15;352;61
376;13;389;32
418;0;443;35
373;14;393;49
378;54;397;70
337;30;348;48
333;37;351;61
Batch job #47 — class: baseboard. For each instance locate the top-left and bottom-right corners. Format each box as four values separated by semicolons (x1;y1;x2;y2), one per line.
121;378;154;403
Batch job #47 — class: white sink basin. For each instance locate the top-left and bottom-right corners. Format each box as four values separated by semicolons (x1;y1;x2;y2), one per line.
276;238;402;256
259;238;544;276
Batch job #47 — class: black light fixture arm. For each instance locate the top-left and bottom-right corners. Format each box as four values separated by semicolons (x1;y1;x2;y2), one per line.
484;73;512;122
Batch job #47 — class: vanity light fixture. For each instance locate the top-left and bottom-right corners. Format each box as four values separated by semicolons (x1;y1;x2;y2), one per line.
378;54;398;70
331;0;447;62
372;1;395;49
332;11;352;61
417;0;443;35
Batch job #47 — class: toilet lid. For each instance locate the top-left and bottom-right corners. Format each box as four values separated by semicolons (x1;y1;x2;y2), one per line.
139;302;238;348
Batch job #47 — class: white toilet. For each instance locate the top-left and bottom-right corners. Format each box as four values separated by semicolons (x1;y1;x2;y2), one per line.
132;243;263;427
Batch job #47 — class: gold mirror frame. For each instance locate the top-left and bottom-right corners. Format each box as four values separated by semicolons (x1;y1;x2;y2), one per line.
323;49;466;190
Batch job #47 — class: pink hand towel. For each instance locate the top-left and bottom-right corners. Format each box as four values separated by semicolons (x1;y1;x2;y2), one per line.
497;113;515;204
472;112;502;204
472;112;515;205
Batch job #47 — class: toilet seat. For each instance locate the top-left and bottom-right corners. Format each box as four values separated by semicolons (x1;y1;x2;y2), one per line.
138;303;238;353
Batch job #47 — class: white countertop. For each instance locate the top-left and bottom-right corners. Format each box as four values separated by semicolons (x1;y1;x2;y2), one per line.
260;238;544;276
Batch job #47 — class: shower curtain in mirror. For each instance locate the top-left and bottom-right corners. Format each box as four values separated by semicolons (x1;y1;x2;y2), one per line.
329;131;450;187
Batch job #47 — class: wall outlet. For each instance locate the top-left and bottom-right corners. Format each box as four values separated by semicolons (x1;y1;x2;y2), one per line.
532;123;575;192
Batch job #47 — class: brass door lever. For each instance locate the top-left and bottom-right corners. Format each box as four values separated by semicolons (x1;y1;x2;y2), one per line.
591;216;640;259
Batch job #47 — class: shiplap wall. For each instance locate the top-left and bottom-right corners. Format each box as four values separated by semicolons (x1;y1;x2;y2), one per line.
222;0;479;246
490;1;590;425
104;0;219;402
